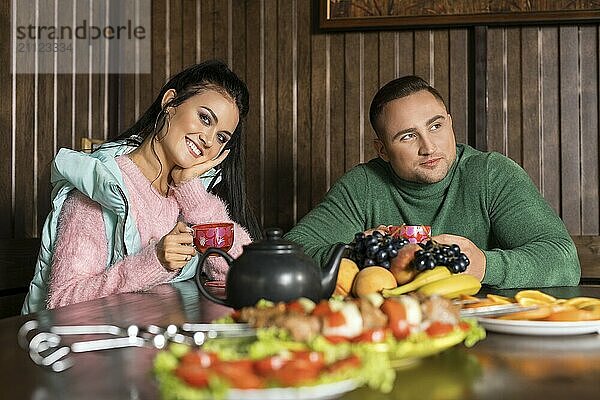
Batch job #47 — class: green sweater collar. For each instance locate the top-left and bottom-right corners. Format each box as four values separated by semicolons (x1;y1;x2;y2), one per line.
386;144;465;199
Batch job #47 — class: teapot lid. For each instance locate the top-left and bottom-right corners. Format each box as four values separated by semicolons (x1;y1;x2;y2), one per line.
246;228;300;251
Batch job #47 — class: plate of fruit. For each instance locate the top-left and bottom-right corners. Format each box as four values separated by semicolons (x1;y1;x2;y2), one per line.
461;291;600;336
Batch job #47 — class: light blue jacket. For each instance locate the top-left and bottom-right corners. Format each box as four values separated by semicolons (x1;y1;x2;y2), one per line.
22;142;217;314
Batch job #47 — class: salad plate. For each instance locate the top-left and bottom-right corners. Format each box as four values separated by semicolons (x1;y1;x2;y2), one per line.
477;317;600;336
154;294;486;399
226;379;359;400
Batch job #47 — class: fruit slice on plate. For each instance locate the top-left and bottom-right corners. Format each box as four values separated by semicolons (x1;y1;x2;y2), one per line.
562;297;600;309
486;294;513;304
543;306;600;322
497;305;553;320
514;290;556;306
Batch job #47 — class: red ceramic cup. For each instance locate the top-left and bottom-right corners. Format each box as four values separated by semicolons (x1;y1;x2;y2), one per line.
192;222;234;253
389;224;431;244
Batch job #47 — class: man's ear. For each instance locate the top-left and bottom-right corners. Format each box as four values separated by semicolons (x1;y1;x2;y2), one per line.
373;138;389;162
161;89;177;109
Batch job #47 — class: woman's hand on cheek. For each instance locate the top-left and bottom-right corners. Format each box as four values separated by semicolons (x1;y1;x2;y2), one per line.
171;149;230;186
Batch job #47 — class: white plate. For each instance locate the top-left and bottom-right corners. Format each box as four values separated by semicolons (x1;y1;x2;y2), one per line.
478;317;600;336
226;379;359;400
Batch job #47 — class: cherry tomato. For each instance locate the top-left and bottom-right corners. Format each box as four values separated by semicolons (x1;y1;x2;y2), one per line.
228;371;265;389
213;361;265;389
270;358;322;386
225;359;254;372
381;299;410;339
254;351;324;380
326;355;361;373
311;300;331;317
353;328;387;343
253;355;287;376
459;321;471;331
326;310;346;327
426;321;455;337
230;309;241;321
324;335;350;344
179;350;217;368
291;350;325;369
286;300;305;314
175;364;209;388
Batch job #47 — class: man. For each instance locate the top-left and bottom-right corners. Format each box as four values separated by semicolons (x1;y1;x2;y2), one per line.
284;76;580;288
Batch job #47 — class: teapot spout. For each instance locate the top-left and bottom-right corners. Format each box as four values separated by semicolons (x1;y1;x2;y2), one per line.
320;243;351;299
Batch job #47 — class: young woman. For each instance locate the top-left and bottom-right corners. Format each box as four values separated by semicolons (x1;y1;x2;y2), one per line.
22;60;261;313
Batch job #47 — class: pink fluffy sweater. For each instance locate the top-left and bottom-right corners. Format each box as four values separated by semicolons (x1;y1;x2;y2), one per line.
47;155;252;309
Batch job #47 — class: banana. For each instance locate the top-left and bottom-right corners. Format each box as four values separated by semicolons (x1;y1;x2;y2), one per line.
417;274;482;299
382;267;451;297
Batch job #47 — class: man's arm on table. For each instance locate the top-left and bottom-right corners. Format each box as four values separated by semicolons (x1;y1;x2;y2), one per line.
481;154;580;288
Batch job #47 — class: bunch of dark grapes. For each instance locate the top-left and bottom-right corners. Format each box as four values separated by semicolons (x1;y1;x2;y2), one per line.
349;231;410;269
413;240;470;273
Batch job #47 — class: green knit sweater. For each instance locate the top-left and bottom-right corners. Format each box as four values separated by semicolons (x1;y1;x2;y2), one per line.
284;144;580;288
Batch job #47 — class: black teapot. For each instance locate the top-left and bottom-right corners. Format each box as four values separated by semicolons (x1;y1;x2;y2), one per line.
194;228;349;309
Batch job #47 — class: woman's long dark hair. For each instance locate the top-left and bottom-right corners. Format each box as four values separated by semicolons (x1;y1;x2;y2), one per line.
110;60;262;240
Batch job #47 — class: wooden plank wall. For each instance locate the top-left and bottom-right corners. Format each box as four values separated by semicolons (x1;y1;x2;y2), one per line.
482;25;599;235
1;0;598;241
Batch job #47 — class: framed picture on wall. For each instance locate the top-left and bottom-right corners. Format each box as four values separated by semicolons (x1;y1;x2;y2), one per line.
319;0;600;31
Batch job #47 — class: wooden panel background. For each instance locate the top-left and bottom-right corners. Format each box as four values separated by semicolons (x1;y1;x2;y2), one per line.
1;0;599;241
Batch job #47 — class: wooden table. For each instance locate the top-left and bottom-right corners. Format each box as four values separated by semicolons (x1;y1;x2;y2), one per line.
1;283;599;400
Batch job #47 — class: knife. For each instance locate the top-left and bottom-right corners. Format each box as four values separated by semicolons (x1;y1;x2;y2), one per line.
460;304;539;318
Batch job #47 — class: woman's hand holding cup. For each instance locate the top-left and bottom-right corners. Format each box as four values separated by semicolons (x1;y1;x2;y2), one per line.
156;221;196;271
191;222;234;254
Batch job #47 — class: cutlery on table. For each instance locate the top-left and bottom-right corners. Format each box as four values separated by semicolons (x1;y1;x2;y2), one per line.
17;320;255;372
459;303;539;318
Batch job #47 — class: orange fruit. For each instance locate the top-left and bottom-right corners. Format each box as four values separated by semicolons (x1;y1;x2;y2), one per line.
352;267;397;298
563;297;600;309
486;294;513;304
333;258;360;297
515;290;556;306
498;306;553;320
544;307;597;322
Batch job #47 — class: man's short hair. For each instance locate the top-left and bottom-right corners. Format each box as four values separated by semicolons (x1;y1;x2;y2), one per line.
369;75;447;138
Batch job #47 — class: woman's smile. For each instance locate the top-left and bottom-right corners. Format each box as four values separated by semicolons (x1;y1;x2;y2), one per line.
185;137;204;158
